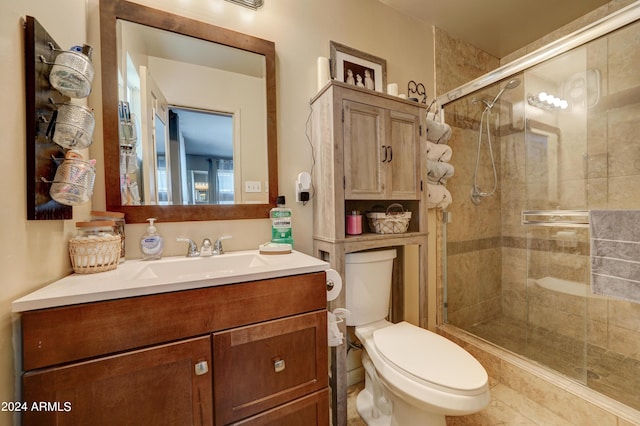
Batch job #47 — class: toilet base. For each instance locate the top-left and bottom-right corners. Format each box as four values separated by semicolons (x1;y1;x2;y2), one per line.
356;388;391;426
356;387;447;426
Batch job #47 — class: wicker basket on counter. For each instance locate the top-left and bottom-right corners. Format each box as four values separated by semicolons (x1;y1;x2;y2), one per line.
69;234;121;274
366;203;412;234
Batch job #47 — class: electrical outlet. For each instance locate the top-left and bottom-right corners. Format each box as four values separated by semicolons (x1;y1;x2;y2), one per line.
245;181;261;193
296;172;312;203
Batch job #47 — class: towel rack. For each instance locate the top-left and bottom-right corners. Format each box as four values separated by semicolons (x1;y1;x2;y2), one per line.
521;210;589;227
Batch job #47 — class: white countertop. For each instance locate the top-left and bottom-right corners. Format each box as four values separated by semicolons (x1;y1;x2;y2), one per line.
12;250;329;313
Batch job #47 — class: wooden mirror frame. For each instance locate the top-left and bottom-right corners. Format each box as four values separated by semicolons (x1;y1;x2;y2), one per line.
100;0;277;223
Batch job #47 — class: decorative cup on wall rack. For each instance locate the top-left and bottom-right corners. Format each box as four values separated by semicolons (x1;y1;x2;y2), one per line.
48;103;95;149
48;44;94;98
44;151;96;206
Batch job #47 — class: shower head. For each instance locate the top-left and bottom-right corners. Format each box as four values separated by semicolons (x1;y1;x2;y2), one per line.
490;78;521;107
504;78;521;90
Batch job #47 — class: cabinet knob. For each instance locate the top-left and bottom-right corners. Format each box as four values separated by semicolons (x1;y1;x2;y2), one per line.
273;358;286;373
194;360;209;376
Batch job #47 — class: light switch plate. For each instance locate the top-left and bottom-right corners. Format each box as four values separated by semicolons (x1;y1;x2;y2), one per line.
245;181;261;193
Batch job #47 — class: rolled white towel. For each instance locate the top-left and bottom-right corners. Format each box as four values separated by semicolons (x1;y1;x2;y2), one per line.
427;184;452;209
427;159;454;184
425;118;452;144
426;141;452;162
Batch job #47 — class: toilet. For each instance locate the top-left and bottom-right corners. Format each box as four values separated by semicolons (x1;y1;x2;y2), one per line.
345;249;490;426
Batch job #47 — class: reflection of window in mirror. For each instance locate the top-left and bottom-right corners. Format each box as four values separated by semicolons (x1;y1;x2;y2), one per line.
171;107;235;205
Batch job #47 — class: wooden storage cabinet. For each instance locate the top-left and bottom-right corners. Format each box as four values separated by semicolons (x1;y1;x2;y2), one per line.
311;81;428;242
311;81;429;426
343;100;421;200
19;272;328;425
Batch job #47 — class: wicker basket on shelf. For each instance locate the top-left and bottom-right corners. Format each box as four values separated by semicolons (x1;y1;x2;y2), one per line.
366;203;412;234
69;235;121;274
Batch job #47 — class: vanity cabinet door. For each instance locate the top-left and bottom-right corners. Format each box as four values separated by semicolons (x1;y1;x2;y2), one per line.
22;336;213;426
213;311;328;425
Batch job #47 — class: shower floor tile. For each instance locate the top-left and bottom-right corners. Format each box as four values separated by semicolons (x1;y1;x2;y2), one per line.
466;315;640;412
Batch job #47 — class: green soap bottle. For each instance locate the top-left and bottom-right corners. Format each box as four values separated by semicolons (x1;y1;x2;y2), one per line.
270;196;293;247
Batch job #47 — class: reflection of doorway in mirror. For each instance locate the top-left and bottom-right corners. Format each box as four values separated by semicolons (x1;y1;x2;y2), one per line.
170;107;237;205
154;111;170;204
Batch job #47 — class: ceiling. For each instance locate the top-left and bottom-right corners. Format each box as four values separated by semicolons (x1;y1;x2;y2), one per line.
378;0;612;58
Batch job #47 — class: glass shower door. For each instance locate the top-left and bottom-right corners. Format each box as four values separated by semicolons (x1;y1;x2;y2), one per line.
522;45;590;384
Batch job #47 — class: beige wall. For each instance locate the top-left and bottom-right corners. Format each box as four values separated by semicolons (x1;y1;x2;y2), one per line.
1;2;90;424
0;0;434;422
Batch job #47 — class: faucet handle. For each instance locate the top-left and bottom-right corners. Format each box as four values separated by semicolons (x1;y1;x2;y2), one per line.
200;238;213;257
176;238;199;257
213;235;232;255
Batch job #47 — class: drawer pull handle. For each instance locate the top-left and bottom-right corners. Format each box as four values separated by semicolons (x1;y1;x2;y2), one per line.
194;360;209;376
273;358;286;373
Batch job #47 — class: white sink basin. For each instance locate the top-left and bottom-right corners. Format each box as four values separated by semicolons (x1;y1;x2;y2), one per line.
12;250;329;312
132;251;270;281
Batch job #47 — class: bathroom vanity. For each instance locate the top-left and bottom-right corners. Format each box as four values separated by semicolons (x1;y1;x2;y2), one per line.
14;251;329;425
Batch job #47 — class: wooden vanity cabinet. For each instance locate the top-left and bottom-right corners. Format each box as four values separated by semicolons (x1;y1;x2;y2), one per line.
19;272;329;425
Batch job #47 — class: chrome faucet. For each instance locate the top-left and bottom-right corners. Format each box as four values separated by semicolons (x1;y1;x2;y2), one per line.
213;235;232;255
200;238;213;257
176;238;199;257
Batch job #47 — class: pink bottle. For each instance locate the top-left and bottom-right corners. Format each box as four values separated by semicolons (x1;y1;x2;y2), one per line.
346;211;363;235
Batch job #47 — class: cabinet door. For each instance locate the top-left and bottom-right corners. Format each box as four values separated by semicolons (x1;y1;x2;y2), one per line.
343;100;386;199
388;110;421;199
22;336;213;426
230;389;329;426
213;311;328;425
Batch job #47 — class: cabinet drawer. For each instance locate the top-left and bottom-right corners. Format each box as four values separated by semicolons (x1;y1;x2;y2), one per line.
231;389;329;425
213;311;328;424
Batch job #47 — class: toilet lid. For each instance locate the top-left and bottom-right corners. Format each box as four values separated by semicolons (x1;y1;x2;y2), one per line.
373;322;487;394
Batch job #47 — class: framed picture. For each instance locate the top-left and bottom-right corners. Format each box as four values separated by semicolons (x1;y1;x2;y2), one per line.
330;41;387;93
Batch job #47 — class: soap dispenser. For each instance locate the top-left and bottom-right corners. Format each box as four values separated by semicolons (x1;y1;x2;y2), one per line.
140;218;164;260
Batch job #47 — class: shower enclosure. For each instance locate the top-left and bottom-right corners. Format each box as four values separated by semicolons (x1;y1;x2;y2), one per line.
440;4;640;412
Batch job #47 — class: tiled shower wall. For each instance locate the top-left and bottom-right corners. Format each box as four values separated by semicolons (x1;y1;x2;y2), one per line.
434;28;504;329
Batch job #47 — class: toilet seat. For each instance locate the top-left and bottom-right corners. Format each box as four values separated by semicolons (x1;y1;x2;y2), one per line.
372;322;488;396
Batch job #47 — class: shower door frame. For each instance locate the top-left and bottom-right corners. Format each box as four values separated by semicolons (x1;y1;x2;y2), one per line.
436;1;640;110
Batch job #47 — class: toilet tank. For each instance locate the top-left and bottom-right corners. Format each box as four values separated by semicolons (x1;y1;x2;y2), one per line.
345;249;397;326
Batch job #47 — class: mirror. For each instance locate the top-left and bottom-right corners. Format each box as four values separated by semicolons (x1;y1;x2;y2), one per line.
525;119;561;209
100;0;277;223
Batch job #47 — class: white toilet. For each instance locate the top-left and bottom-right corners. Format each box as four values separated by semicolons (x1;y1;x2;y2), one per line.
345;249;490;426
